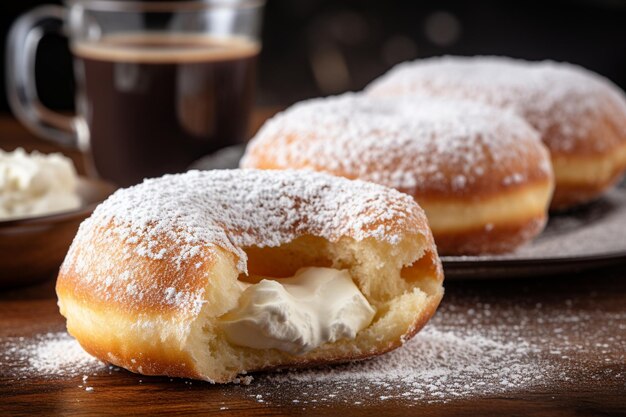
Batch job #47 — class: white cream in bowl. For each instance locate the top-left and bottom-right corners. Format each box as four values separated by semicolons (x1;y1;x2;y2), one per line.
0;148;81;220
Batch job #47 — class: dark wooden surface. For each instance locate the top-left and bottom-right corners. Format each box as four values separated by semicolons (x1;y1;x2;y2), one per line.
1;116;625;416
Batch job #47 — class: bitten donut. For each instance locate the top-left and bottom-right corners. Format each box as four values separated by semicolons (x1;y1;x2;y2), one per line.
56;169;444;383
241;94;554;255
366;56;626;209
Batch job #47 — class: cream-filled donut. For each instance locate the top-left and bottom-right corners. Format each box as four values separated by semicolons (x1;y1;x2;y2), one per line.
241;94;554;255
366;56;626;209
56;169;444;383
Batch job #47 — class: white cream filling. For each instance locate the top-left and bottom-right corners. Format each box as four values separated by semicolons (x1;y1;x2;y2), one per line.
219;267;376;355
0;148;80;220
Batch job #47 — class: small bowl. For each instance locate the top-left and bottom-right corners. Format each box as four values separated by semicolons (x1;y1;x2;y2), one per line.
0;177;117;288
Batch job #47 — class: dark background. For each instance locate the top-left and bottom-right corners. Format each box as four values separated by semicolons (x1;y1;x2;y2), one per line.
1;0;626;113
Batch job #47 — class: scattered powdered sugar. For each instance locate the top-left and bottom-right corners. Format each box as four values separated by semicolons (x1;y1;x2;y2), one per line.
241;294;626;406
266;327;539;388
241;93;550;196
367;56;626;153
1;291;624;406
253;326;546;403
1;332;102;379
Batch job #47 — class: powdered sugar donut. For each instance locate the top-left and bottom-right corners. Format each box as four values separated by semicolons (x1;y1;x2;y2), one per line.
367;56;626;209
56;169;443;383
241;94;554;255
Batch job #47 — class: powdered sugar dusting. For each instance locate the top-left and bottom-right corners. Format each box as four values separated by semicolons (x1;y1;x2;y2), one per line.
241;293;626;405
242;93;550;196
367;56;626;153
1;291;623;405
73;169;424;272
267;327;538;387
1;332;102;378
59;169;427;313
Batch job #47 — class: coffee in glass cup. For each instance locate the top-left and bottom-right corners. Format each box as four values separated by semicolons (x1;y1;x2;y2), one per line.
7;0;264;186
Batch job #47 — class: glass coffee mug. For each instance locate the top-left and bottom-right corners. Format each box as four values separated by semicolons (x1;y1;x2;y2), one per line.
7;0;264;186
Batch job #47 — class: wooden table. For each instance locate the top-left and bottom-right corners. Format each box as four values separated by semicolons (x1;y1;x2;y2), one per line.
1;116;625;416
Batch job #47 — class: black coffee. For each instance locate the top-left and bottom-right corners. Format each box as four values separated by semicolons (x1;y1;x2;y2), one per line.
73;34;259;186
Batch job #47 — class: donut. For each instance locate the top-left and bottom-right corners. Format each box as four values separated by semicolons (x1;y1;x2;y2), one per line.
241;94;554;255
56;169;444;383
366;56;626;209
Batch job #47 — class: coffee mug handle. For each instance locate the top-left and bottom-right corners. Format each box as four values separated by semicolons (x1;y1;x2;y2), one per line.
6;5;88;151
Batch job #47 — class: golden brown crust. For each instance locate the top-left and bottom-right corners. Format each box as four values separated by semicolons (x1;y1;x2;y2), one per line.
65;313;201;380
549;144;626;210
509;94;626;209
58;229;443;382
242;97;555;255
61;283;444;382
245;160;552;254
56;221;217;317
57;170;432;316
366;56;626;209
413;180;553;253
434;217;546;255
550;178;625;211
533;88;626;157
243;139;552;201
56;169;444;382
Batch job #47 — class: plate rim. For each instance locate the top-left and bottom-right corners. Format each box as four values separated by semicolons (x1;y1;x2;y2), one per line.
442;250;626;268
